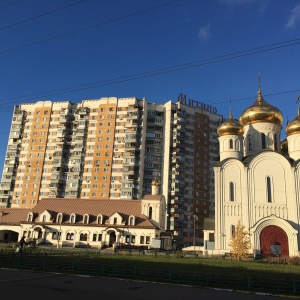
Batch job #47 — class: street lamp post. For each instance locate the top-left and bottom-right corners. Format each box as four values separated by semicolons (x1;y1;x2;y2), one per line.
193;214;196;258
57;213;63;249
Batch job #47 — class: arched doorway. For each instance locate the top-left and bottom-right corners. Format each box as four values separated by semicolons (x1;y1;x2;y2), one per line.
109;231;116;247
260;225;289;256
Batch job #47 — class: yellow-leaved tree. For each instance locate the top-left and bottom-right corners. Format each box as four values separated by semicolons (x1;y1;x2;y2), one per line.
229;220;251;261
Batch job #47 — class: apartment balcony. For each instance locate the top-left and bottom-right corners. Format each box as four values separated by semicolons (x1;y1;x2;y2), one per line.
126;113;139;120
0;184;11;191
125;143;137;151
77;108;88;115
12;117;23;124
65;186;79;192
170;197;184;205
123;152;135;159
122;177;136;183
124;121;138;128
170;206;185;214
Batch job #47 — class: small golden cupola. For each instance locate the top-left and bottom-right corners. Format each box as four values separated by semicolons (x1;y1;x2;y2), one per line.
286;109;300;136
217;109;244;137
239;90;283;126
151;179;160;195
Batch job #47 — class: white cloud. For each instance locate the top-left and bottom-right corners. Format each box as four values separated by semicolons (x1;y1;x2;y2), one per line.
198;24;211;39
286;4;300;29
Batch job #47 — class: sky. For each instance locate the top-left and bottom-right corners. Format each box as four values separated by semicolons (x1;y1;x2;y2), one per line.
0;0;300;173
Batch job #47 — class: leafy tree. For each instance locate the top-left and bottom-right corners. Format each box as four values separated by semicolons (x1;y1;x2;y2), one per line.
229;220;251;260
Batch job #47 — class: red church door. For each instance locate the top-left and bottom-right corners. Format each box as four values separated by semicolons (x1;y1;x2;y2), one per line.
260;225;289;256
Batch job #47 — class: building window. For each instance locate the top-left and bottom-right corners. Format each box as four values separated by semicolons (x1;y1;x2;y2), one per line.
113;217;117;224
70;214;75;223
266;176;272;203
231;225;235;237
42;215;46;222
149;207;152;219
274;134;278;150
66;233;74;240
248;135;252;151
261;133;266;149
126;235;130;243
83;214;89;224
146;236;150;244
52;232;57;240
229;182;234;201
96;215;102;224
80;233;88;241
129;216;134;226
140;236;145;244
229;139;233;149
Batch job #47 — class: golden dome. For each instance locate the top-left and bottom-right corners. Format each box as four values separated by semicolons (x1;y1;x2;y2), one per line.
217;110;244;137
286;109;300;136
239;90;283;126
151;179;160;186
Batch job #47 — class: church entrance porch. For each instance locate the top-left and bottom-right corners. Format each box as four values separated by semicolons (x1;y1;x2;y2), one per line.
260;225;289;256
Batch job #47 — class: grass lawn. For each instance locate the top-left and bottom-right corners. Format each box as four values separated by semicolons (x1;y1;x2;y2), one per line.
26;251;300;280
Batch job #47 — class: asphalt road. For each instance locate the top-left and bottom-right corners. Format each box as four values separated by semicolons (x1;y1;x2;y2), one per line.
0;268;290;300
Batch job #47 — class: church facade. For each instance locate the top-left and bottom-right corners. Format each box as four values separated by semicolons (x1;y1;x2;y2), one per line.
212;89;300;257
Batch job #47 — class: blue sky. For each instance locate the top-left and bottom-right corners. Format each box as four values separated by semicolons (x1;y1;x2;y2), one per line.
0;0;300;172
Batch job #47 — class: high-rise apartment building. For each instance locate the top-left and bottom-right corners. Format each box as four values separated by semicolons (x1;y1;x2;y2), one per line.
0;95;222;246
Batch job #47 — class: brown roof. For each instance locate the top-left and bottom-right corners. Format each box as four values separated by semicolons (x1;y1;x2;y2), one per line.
1;198;157;229
0;208;31;224
142;195;163;201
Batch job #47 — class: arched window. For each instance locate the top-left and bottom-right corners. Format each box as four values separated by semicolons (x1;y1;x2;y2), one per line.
42;215;46;222
83;214;89;224
229;139;233;149
96;214;102;225
57;214;62;224
231;225;236;237
261;133;266;149
27;213;33;222
274;134;278;150
129;216;135;226
113;217;117;224
266;176;272;203
70;214;75;224
149;207;152;219
80;233;88;241
248;135;252;151
229;182;234;201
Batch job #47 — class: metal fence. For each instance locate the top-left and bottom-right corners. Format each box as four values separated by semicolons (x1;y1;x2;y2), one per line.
0;251;299;296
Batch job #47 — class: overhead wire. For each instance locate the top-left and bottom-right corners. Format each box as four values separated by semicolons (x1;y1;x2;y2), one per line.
0;0;23;10
0;0;87;32
0;0;181;55
0;37;299;107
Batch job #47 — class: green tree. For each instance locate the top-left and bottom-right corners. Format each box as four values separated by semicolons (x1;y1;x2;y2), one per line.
229;220;251;260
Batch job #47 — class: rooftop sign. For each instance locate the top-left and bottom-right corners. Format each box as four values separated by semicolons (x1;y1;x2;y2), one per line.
178;93;217;114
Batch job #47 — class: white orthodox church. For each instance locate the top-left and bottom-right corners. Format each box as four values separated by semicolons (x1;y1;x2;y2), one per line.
210;88;300;257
